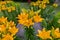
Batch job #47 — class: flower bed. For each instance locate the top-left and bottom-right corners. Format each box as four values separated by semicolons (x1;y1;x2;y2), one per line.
0;0;60;40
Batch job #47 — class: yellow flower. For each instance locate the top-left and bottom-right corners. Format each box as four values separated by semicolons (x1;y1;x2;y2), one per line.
1;5;7;10
53;3;58;7
0;25;6;32
7;7;12;12
39;4;46;9
17;13;28;20
0;1;6;5
0;8;1;12
18;19;25;25
31;0;42;6
36;0;41;4
30;0;48;9
9;21;15;27
21;8;28;13
57;19;60;23
43;0;49;4
2;34;13;40
52;27;60;38
0;17;18;40
0;16;7;23
37;28;51;39
29;9;41;17
18;12;29;25
30;2;38;6
6;1;11;3
0;38;2;40
29;10;35;17
11;6;16;11
8;27;18;36
33;14;43;23
24;18;34;28
54;28;60;38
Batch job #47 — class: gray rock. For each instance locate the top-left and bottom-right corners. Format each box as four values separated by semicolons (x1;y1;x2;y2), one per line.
16;23;42;39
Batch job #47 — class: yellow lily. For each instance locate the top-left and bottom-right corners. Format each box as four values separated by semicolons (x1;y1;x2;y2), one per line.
2;34;13;40
37;28;51;39
52;27;60;38
24;18;34;28
33;14;43;23
53;3;58;8
17;13;28;20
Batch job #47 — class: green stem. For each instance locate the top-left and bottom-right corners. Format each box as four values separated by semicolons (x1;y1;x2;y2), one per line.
25;26;35;40
51;38;54;40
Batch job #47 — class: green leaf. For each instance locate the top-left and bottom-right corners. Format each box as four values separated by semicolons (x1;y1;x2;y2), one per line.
14;36;21;40
41;20;47;28
55;12;60;18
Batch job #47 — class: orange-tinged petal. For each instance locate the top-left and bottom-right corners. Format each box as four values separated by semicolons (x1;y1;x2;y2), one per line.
37;28;51;39
55;28;59;32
